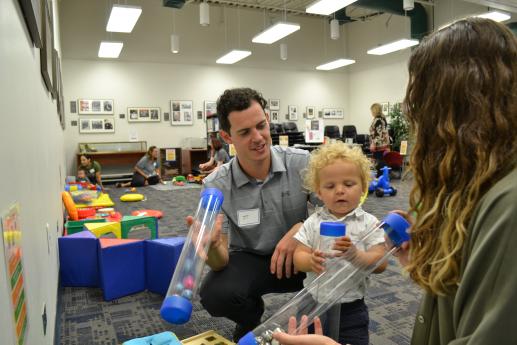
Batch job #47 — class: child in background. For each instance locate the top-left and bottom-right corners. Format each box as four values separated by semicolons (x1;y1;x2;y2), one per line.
293;141;386;345
76;167;92;184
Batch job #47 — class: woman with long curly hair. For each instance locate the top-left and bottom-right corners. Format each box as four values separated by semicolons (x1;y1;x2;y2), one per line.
273;17;517;345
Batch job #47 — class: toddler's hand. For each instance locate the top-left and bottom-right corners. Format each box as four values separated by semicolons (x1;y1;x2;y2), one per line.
333;236;357;259
310;250;326;274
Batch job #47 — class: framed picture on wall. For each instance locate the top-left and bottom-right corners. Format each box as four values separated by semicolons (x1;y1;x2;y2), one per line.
40;0;53;93
306;106;316;119
288;105;298;121
78;118;115;133
270;110;279;123
127;107;161;122
204;101;217;118
170;100;193;125
19;0;43;48
78;99;114;115
269;99;280;111
322;108;344;119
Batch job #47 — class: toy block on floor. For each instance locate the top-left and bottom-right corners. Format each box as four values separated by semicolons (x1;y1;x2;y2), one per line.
59;231;99;287
182;330;235;345
84;221;121;239
121;215;158;239
123;331;181;345
145;237;186;295
65;218;106;235
98;238;145;301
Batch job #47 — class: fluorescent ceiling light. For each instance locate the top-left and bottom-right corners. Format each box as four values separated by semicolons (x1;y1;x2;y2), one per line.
306;0;358;16
252;22;300;44
475;10;511;22
216;50;252;64
367;39;419;55
106;4;142;33
98;41;123;58
316;58;356;70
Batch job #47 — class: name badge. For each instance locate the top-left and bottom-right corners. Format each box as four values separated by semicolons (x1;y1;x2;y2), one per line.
237;209;260;227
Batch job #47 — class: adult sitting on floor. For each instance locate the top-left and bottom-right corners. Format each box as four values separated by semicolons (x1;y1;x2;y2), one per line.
78;154;105;192
117;146;162;188
199;137;230;174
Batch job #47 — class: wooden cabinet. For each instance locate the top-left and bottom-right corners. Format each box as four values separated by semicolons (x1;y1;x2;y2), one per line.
159;147;182;180
181;148;208;175
77;141;147;183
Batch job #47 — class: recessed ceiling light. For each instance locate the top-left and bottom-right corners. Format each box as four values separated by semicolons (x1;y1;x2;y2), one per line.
316;58;356;70
252;22;301;44
367;39;419;55
216;50;252;64
106;5;142;33
306;0;358;16
98;41;123;58
475;10;511;22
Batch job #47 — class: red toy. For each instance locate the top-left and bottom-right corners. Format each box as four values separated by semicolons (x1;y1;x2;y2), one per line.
131;210;163;219
77;207;96;219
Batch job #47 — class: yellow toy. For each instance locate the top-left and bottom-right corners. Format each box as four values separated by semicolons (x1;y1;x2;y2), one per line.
120;193;144;202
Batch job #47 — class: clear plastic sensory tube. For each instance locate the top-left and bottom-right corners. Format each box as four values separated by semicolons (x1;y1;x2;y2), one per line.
238;213;410;345
160;188;224;324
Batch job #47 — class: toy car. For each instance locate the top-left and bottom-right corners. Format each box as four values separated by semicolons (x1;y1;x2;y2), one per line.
368;166;397;197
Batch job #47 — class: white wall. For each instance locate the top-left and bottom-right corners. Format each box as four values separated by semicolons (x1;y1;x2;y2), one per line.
346;13;412;133
63;60;350;175
0;1;65;345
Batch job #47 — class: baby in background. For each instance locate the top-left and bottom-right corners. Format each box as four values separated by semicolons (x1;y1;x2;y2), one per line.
76;167;91;184
293;141;386;345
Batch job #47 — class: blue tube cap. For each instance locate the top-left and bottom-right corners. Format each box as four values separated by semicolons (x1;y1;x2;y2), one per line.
238;332;258;345
160;295;193;325
200;188;224;212
382;213;410;247
320;222;346;237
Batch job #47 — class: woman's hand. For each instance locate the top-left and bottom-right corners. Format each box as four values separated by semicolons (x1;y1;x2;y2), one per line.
272;316;339;345
390;210;413;267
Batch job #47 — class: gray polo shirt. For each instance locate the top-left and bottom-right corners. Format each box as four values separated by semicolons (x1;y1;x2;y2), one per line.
204;145;315;255
214;148;230;164
136;155;159;176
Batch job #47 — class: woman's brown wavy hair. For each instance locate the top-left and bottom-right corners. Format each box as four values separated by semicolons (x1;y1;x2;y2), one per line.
404;18;517;295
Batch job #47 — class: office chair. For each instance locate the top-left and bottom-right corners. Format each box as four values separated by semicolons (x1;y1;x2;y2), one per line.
324;125;340;139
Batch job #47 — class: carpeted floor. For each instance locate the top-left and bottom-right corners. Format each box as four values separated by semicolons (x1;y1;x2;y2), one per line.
58;177;421;345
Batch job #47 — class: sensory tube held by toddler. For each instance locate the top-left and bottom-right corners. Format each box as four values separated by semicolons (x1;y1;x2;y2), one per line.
238;213;410;345
160;188;224;324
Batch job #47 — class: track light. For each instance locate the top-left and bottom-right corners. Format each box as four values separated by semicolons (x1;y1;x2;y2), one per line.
170;34;179;54
280;43;287;60
200;2;209;26
330;19;339;40
403;0;414;11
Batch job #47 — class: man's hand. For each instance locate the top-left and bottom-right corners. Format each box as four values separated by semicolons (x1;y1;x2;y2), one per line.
185;214;224;260
271;223;302;279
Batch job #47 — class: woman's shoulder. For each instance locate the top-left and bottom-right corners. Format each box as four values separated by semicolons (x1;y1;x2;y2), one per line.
468;168;517;245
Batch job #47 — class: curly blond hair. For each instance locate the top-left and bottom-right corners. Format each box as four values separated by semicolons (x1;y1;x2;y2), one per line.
405;18;517;295
304;141;373;195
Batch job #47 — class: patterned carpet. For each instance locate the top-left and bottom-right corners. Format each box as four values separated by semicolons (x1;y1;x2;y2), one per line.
58;177;421;345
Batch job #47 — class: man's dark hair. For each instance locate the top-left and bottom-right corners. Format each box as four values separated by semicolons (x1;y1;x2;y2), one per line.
216;88;267;133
